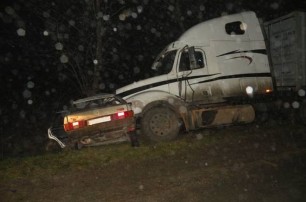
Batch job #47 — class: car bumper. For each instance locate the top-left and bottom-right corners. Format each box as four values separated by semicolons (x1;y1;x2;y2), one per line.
66;119;135;146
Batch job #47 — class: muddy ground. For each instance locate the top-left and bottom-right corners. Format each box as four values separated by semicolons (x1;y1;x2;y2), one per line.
1;121;306;202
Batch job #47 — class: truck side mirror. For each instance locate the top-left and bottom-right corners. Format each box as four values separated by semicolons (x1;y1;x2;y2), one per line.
188;46;197;70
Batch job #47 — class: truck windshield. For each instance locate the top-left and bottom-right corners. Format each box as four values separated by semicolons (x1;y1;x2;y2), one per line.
151;50;177;76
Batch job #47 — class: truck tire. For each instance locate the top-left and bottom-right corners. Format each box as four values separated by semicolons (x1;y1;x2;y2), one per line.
253;103;269;123
141;106;180;142
299;101;306;125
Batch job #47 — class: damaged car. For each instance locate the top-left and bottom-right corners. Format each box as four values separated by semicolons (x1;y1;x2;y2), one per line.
47;94;138;149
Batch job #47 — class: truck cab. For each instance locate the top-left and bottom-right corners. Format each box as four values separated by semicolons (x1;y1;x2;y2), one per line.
116;11;274;141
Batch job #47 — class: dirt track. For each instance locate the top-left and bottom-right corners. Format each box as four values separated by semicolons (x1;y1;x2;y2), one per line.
1;122;306;202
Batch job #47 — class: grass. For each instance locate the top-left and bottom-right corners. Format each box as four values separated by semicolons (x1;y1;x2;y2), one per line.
0;133;212;181
1;122;302;182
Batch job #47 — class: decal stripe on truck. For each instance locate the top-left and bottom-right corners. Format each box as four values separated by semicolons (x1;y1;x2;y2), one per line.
117;73;272;97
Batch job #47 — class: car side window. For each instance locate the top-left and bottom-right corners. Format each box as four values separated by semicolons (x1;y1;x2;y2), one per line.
179;50;205;71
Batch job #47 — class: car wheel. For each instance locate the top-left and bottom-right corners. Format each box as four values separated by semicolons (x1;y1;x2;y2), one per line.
75;141;83;150
141;106;180;142
45;140;61;152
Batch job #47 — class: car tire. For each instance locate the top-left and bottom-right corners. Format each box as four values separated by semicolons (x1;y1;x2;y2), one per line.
45;140;61;152
75;141;83;150
141;106;180;142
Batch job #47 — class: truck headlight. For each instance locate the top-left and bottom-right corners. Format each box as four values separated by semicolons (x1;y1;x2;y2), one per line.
246;86;254;96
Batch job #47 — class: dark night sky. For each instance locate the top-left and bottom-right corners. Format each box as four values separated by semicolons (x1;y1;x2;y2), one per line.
1;0;306;156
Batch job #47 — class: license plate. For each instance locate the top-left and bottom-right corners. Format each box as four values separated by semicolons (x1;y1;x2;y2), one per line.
88;116;111;125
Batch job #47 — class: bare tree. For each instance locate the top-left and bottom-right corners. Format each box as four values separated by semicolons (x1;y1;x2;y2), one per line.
93;0;103;96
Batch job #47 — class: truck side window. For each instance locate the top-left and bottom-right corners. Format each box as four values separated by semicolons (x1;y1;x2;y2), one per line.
225;21;245;35
179;50;205;71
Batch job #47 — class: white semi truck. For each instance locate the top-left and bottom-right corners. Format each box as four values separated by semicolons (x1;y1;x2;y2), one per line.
116;11;306;142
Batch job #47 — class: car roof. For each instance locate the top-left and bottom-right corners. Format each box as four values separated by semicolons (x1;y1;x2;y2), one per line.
72;94;115;105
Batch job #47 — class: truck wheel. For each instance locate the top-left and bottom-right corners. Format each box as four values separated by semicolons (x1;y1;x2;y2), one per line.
253;103;269;123
141;107;180;142
299;101;306;125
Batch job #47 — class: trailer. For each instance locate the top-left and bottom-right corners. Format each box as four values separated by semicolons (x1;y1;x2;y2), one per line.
264;11;306;91
264;11;306;123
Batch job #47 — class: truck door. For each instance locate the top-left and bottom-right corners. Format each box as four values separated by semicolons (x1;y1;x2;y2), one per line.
176;47;209;102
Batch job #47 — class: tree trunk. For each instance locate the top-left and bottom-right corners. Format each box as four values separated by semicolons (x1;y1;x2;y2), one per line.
91;0;103;96
175;0;185;32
